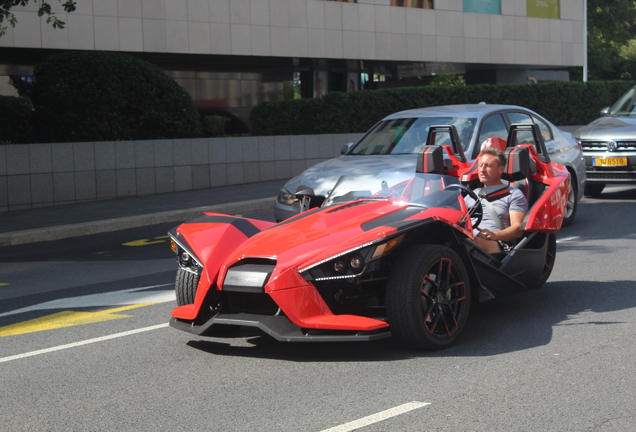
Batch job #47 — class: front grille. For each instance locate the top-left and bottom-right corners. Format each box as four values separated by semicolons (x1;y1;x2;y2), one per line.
223;292;279;315
587;172;636;180
581;140;636;151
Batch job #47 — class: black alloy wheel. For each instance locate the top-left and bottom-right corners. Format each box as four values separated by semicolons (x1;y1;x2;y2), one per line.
387;244;471;350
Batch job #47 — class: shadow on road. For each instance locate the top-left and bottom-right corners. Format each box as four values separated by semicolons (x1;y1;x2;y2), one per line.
185;279;636;361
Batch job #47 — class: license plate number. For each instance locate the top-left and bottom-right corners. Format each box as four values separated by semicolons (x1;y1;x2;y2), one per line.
593;157;628;166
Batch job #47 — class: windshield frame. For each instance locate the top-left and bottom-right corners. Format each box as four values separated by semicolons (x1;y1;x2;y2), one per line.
323;171;463;211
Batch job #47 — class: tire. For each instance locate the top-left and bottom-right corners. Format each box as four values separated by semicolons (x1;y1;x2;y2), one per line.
584;183;605;197
175;268;198;306
530;233;557;289
175;268;237;336
562;173;577;227
386;245;471;351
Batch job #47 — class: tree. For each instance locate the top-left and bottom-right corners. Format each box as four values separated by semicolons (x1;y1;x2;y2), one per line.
587;0;636;80
0;0;76;37
31;51;203;142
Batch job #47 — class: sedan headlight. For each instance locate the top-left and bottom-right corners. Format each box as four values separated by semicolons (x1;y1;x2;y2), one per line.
277;188;297;205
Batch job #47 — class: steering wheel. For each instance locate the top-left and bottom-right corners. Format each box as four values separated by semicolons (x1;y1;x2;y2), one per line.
443;184;483;229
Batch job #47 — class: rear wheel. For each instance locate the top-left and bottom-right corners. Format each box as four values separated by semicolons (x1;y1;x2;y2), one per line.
386;245;471;351
584;183;605;197
562;173;577;226
530;233;557;289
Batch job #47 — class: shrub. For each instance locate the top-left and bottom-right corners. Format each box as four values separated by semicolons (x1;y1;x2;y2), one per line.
202;115;231;137
199;108;249;136
0;95;34;144
250;80;636;136
31;51;202;142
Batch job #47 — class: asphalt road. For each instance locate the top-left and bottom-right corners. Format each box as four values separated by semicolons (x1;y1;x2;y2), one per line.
1;188;636;432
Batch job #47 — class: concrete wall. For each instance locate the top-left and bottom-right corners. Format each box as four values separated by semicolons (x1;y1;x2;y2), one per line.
0;133;364;212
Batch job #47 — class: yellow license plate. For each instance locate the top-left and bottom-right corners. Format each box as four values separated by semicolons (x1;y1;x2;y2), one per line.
593;157;628;166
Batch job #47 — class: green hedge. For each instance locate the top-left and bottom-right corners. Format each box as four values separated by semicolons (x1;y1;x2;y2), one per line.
250;80;636;136
31;51;202;142
0;95;34;144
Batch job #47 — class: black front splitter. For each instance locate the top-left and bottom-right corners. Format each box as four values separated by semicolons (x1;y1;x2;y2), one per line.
170;313;392;342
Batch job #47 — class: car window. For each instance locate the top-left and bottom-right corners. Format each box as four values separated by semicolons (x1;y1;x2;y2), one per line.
507;112;535;145
350;116;476;155
477;114;507;153
532;115;552;142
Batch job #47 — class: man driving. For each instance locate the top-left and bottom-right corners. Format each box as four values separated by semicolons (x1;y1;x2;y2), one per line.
470;148;528;254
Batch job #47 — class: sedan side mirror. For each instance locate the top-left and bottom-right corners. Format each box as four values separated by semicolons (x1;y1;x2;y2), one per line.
341;142;354;155
600;107;610;116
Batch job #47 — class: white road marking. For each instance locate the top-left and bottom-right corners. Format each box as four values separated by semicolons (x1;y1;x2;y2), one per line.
557;236;580;243
317;401;430;432
0;285;174;318
0;323;169;363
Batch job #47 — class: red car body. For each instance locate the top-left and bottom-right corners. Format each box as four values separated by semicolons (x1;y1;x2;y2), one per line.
168;124;569;350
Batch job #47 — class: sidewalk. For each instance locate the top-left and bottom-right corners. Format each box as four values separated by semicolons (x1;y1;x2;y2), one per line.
0;179;287;246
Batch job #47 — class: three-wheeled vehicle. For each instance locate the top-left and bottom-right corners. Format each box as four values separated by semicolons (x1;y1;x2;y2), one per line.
168;124;569;350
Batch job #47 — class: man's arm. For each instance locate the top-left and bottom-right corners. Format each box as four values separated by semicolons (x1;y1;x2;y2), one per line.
476;210;525;242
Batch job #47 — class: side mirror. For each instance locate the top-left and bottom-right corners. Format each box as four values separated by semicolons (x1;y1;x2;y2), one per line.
295;185;316;213
341;142;354;155
295;185;315;197
479;184;510;202
600;107;610;116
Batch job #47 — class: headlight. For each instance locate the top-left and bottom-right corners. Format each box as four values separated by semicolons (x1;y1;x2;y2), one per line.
169;235;203;275
349;255;364;270
277;188;297;205
299;234;405;282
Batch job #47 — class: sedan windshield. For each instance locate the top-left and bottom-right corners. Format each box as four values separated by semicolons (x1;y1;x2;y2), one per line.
350;117;476;155
609;87;636;116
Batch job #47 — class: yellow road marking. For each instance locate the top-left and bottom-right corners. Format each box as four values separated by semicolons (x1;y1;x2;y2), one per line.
0;303;156;337
123;235;169;247
0;283;8;286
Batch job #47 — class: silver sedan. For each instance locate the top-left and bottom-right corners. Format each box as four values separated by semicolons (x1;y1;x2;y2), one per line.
275;104;586;225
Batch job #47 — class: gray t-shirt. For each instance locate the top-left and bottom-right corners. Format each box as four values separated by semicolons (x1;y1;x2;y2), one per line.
466;187;529;233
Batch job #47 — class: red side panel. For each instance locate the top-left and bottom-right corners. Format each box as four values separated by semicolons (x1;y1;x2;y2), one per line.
268;280;389;331
524;169;569;232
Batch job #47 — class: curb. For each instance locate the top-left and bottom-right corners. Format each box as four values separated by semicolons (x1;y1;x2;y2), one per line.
0;197;275;247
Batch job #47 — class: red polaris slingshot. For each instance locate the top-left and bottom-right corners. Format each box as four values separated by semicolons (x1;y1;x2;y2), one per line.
168;124;569;350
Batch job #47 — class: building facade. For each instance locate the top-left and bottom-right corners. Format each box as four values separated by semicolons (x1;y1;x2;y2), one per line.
0;0;584;124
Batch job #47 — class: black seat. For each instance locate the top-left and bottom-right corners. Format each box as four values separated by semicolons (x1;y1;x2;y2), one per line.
502;146;538;207
416;145;445;174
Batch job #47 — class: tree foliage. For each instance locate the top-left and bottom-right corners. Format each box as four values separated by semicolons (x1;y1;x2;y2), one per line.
31;51;203;142
0;0;76;37
587;0;636;80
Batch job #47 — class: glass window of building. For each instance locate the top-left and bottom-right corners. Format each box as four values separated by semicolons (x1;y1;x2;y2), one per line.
391;0;434;8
